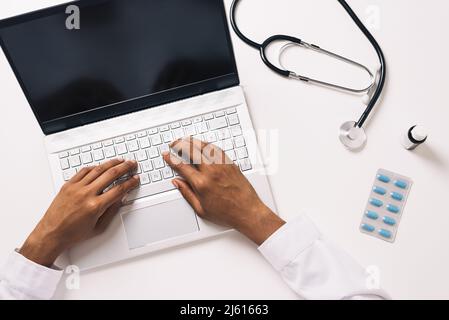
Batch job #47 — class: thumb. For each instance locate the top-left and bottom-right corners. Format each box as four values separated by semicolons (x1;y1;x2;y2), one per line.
172;179;205;216
94;201;122;235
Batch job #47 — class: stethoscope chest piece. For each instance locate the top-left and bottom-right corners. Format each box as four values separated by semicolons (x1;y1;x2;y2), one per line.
339;121;367;151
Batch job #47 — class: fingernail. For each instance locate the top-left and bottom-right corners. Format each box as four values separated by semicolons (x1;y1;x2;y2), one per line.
133;175;140;181
172;180;179;189
162;151;169;157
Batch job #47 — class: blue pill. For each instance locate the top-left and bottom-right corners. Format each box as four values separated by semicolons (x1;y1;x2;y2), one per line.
394;180;408;189
365;210;379;220
369;198;383;207
378;229;392;239
387;204;400;214
361;224;375;232
377;174;391;183
391;192;403;201
383;216;396;226
373;186;387;195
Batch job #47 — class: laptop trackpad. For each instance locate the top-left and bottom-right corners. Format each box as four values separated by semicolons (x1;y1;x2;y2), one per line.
121;199;199;250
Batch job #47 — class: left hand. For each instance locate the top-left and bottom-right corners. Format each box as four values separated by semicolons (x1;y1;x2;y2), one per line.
19;159;139;267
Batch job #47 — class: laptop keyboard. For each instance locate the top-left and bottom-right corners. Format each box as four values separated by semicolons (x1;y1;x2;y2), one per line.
57;107;252;202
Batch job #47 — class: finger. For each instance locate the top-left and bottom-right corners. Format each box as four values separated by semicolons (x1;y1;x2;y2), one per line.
69;166;95;183
201;142;232;165
99;175;140;206
94;201;122;235
172;179;205;216
162;152;200;185
170;137;208;168
82;158;125;185
91;160;138;194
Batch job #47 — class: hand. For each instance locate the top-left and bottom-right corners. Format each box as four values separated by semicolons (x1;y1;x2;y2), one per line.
20;159;139;267
163;138;285;245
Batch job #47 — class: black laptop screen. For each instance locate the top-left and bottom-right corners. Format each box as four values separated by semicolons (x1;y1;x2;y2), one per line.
0;0;238;134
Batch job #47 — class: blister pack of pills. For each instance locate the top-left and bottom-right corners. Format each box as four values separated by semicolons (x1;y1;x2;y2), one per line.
360;169;413;243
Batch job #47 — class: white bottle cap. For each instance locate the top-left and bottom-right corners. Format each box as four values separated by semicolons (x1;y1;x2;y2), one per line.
411;125;428;142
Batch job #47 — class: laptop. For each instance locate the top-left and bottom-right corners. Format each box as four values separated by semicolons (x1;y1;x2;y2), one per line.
0;0;276;271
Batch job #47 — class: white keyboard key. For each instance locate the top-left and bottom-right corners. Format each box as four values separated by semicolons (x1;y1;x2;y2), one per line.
92;142;103;150
139;173;151;185
170;122;181;129
127;140;139;152
236;147;248;159
59;151;69;159
137;130;147;138
227;114;240;126
193;116;203;123
147;147;159;159
93;150;105;161
162;167;174;179
172;128;185;140
126;134;136;141
70;148;80;156
234;136;246;148
151;134;162;146
215;111;225;118
209;117;228;131
225;150;237;161
182;119;192;126
114;137;125;144
160;125;170;132
142;160;154;172
213;140;223;149
196;122;209;134
150;170;162;182
160;144;170;154
153;157;165;169
69;155;81;167
136;150;148;162
139;137;151;149
124;153;135;161
223;139;234;151
205;132;217;143
184;125;197;136
81;146;91;153
239;158;252;172
60;158;70;170
217;128;231;140
63;168;77;181
104;146;116;158
231;125;243;137
103;139;114;147
81;153;93;164
193;134;204;142
148;128;159;135
162;131;173;143
116;143;128;155
204;113;214;121
226;107;237;114
126;179;176;203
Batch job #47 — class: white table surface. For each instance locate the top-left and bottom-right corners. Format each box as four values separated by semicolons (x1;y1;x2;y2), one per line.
1;0;448;299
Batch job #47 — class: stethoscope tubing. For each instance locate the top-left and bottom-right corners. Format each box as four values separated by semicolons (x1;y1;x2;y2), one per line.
230;0;386;129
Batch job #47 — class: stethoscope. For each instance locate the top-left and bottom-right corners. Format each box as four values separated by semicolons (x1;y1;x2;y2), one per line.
230;0;386;151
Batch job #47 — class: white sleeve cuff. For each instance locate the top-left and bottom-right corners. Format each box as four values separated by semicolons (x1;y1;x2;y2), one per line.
0;251;63;300
258;214;321;271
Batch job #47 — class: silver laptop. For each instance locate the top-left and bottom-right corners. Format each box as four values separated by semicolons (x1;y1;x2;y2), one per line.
0;0;276;271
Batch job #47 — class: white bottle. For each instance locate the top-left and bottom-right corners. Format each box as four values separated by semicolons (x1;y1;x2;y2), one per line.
402;125;428;150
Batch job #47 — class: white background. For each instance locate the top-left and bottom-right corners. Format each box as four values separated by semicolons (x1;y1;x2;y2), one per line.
1;0;448;299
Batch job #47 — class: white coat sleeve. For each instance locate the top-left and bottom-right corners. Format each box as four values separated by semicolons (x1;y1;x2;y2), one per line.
0;251;63;300
258;215;390;300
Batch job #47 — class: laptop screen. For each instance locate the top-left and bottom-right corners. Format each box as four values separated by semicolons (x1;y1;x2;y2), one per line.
0;0;238;134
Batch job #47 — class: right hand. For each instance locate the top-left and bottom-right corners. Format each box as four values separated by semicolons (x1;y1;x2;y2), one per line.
163;138;285;245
